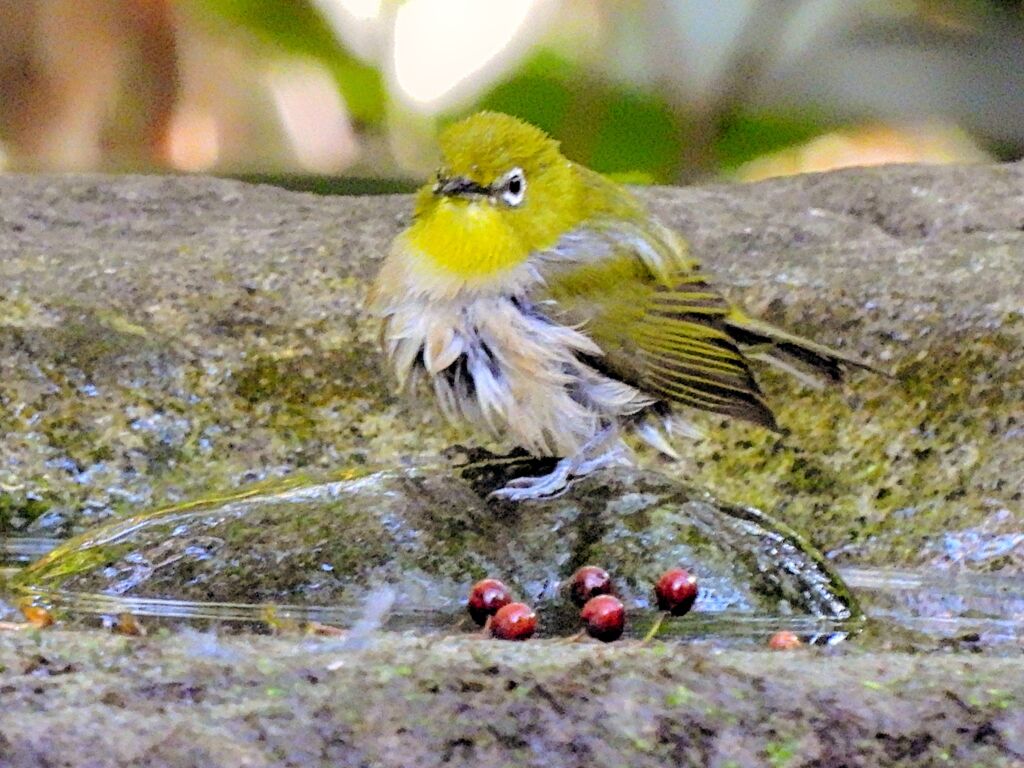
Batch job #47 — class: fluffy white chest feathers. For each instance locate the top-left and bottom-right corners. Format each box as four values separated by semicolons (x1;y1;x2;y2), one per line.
373;253;653;457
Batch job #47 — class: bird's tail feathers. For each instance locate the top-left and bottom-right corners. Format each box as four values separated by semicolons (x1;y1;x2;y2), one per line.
725;313;882;388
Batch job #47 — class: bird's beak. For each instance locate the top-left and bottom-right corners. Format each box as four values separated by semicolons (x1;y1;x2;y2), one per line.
435;176;491;199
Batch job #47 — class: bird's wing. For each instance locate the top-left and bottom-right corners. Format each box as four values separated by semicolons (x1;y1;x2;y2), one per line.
535;216;778;429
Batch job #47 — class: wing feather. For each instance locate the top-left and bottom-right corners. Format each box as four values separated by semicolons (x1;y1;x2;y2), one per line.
537;215;778;429
535;168;873;428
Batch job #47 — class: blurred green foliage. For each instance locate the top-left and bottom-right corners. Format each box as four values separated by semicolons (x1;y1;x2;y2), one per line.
193;1;834;184
714;113;831;173
191;0;386;123
478;52;686;183
476;51;830;182
191;0;1020;186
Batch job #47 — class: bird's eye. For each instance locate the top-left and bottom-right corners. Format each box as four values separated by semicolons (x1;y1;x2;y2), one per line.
499;168;526;207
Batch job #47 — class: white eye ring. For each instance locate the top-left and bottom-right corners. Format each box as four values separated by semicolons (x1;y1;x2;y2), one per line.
499;167;526;207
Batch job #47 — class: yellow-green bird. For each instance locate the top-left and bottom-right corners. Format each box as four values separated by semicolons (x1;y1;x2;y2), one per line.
371;111;871;500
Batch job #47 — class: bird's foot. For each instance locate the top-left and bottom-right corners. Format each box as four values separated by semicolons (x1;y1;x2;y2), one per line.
488;445;630;502
488;457;574;501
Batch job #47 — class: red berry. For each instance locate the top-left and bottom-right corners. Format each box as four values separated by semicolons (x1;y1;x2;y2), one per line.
768;630;802;650
490;602;537;641
467;578;512;626
654;568;698;616
569;565;613;607
580;595;625;642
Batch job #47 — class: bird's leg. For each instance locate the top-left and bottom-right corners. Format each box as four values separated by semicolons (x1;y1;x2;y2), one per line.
573;440;630;476
489;426;628;502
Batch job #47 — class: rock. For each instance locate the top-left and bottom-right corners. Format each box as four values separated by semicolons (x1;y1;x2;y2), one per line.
13;454;857;622
0;167;1021;570
2;628;1023;768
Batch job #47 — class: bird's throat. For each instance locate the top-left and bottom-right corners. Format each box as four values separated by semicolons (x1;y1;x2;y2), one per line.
408;200;530;280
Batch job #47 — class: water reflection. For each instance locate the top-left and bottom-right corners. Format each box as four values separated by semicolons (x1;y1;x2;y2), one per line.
4;536;1022;650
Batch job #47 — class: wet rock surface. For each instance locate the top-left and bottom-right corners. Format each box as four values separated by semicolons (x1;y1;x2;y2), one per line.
0;630;1022;768
14;457;857;620
0;167;1021;571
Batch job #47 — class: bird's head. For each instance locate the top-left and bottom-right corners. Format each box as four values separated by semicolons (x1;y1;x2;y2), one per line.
405;112;581;285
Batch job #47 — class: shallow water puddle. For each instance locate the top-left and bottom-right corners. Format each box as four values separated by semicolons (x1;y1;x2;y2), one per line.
9;583;860;646
1;536;62;565
2;536;1020;650
841;566;1024;646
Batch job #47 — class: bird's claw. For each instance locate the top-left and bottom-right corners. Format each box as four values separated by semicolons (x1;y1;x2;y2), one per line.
487;441;629;502
487;469;572;502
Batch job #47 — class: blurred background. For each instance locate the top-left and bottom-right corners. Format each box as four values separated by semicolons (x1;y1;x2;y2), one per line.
0;0;1022;190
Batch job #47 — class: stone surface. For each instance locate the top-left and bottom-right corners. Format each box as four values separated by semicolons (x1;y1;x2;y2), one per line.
0;165;1022;574
0;629;1022;768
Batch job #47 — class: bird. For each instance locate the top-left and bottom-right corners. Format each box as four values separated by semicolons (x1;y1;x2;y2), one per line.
370;111;873;501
